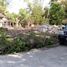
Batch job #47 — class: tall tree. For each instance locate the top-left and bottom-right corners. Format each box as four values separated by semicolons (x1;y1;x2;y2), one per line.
24;0;45;25
49;3;65;25
0;0;8;13
61;0;67;18
18;8;30;27
31;4;45;25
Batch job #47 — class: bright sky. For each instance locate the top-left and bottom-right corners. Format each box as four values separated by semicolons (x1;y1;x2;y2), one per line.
7;0;50;14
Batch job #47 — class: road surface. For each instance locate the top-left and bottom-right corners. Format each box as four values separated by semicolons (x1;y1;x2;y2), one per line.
0;46;67;67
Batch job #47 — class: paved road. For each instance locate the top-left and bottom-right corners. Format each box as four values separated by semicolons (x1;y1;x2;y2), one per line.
0;46;67;67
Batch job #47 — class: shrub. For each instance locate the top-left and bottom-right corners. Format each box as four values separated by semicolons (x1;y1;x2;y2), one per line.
26;32;46;48
0;28;12;54
45;34;58;47
7;37;28;53
0;29;58;54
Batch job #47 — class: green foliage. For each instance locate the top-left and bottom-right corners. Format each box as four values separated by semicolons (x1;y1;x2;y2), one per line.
19;9;29;20
18;8;30;26
11;37;28;52
0;28;11;54
26;32;45;48
24;0;45;25
0;0;8;13
50;0;58;4
49;3;65;25
62;0;67;19
9;13;18;22
5;12;18;22
31;5;45;25
0;29;58;54
0;28;7;46
45;35;58;47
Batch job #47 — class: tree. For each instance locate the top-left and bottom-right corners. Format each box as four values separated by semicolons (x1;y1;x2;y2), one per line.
49;3;65;25
42;7;49;24
30;0;45;25
18;8;30;27
24;0;45;25
31;4;45;25
50;0;58;5
61;0;67;19
5;12;21;27
5;12;18;22
51;0;58;2
0;0;8;13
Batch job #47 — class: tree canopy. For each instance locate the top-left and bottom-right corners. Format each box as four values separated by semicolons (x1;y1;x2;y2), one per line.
0;0;8;13
0;0;66;27
49;3;65;25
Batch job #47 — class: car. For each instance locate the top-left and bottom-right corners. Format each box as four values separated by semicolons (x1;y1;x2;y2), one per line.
58;25;67;45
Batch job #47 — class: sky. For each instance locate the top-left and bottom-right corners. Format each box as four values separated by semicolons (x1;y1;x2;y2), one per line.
7;0;50;14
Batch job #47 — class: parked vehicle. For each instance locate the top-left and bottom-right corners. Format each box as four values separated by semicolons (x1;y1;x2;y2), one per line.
58;25;67;45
